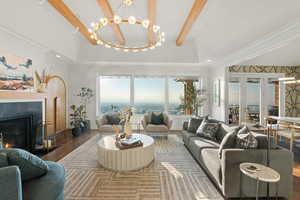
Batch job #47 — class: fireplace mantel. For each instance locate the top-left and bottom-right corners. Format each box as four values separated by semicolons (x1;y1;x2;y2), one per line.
0;91;46;100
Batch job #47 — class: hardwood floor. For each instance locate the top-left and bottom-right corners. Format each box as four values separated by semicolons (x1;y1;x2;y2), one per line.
43;130;300;200
42;129;98;162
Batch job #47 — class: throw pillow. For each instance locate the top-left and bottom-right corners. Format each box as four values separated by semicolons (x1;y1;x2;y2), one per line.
215;123;240;143
0;152;8;168
187;117;207;133
218;130;238;159
236;132;258;149
196;120;220;141
237;125;249;135
151;112;164;125
106;114;121;125
1;148;49;181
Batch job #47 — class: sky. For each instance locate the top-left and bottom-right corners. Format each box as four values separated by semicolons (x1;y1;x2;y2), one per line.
100;77;184;104
228;82;276;106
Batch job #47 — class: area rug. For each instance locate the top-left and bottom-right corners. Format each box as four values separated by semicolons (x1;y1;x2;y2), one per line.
59;134;223;200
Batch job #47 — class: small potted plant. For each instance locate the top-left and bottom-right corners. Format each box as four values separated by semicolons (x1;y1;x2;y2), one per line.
77;87;94;132
70;105;85;136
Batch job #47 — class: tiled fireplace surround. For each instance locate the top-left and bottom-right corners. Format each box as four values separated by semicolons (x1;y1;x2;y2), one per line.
0;100;44;152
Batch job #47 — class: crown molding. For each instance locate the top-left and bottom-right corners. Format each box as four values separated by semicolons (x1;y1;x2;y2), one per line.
219;20;300;67
78;60;212;67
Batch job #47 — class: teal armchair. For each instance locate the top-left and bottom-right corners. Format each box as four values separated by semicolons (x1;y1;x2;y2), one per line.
0;161;65;200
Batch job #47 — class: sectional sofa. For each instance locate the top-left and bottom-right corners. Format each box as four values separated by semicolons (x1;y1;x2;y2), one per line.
182;120;293;199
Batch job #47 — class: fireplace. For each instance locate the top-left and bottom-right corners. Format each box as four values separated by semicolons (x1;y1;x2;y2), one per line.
0;114;34;151
0;101;43;152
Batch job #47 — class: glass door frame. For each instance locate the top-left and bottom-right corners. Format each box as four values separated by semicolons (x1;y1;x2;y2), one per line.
228;73;286;125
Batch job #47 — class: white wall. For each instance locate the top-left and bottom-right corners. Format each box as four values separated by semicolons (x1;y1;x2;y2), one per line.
0;28;71;126
208;66;228;122
68;62;210;129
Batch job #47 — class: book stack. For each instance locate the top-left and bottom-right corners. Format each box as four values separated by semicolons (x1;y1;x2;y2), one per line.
116;136;143;150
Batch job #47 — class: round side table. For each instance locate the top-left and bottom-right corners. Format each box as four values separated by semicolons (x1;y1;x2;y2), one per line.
239;162;280;200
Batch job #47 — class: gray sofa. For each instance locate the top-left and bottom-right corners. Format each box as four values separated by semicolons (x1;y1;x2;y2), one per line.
182;122;293;199
0;161;65;200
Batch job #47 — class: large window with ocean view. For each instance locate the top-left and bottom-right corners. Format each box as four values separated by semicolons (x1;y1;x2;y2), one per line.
99;77;130;114
134;78;165;114
98;76;201;116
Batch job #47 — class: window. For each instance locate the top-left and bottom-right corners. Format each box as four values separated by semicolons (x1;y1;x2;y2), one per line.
134;78;165;114
267;79;279;116
168;79;184;115
228;80;240;124
99;77;130;114
246;78;260;125
98;76;203;116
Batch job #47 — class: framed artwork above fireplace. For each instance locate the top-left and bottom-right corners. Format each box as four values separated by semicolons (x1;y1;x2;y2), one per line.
0;50;34;91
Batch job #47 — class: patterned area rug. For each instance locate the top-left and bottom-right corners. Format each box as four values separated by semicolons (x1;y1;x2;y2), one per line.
59;134;223;200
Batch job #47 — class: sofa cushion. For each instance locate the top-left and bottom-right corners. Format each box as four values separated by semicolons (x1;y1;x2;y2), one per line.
23;161;65;200
1;148;49;181
198;148;222;187
196;120;220;141
0;152;8;168
145;124;169;132
188;137;219;159
216;124;240;143
187;117;207;133
151;112;164;125
182;131;198;145
218;131;238;159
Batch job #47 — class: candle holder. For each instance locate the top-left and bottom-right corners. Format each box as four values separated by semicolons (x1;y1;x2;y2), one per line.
0;133;3;149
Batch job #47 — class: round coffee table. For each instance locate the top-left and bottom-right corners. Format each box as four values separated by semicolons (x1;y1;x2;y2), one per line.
97;134;155;171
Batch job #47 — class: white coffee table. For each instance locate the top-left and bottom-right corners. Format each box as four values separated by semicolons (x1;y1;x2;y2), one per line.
97;134;155;171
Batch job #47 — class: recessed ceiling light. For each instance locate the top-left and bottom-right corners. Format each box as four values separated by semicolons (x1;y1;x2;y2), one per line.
56;54;61;58
207;59;212;63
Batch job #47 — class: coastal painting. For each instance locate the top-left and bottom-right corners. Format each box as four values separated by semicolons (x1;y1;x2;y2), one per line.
0;50;34;91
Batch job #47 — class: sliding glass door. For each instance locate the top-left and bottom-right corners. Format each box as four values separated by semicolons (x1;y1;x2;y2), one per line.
245;78;260;125
228;73;285;125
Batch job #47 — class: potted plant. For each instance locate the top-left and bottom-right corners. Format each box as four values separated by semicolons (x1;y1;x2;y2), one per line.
178;88;207;117
70;105;85;136
77;87;94;132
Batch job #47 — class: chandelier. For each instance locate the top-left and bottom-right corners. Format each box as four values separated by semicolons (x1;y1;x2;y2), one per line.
88;0;165;52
